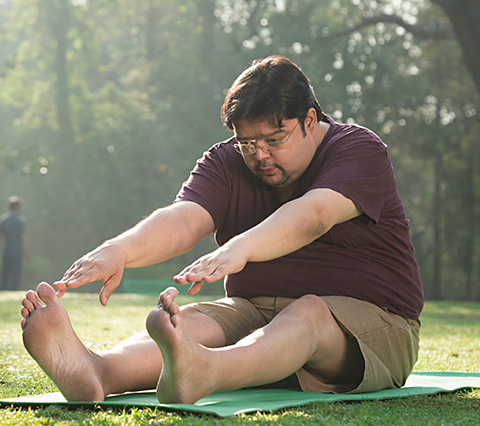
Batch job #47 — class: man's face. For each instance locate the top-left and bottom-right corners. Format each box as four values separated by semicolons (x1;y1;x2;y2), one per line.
233;116;317;192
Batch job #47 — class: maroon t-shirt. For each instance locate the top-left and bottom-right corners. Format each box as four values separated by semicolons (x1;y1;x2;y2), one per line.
175;116;424;320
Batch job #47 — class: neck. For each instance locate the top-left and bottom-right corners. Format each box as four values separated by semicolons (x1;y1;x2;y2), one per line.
316;120;330;147
276;183;297;202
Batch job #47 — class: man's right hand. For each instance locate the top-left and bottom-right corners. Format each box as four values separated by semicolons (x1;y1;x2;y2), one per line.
53;242;128;306
53;202;215;306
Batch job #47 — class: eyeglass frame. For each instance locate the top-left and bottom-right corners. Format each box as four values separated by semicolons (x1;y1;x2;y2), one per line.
233;120;301;155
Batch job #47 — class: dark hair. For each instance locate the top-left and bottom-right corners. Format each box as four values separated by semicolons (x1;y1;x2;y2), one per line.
8;196;22;211
221;56;323;132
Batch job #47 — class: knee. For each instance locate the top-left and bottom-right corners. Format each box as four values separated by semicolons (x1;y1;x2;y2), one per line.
179;305;226;347
296;294;330;316
288;295;333;329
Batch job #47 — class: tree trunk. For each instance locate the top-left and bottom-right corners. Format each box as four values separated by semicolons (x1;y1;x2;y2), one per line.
431;160;443;299
47;0;74;148
464;148;477;300
432;0;480;96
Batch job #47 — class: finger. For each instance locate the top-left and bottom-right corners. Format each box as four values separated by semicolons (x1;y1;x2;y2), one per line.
187;280;204;296
63;262;79;278
195;261;228;282
177;252;217;275
201;265;229;283
56;270;93;287
99;287;110;307
53;280;67;291
54;268;102;290
61;262;78;279
174;272;201;285
176;260;220;283
174;268;203;284
175;258;204;277
56;288;66;298
174;266;202;283
61;260;93;282
173;274;188;284
98;273;123;306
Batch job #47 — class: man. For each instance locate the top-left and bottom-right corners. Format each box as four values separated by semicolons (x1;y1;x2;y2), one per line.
20;56;423;404
1;196;30;291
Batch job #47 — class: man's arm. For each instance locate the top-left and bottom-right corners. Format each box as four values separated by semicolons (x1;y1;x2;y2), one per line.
174;188;362;295
54;201;214;305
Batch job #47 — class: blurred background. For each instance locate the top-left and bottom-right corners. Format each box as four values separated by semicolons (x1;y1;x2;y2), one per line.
0;0;478;299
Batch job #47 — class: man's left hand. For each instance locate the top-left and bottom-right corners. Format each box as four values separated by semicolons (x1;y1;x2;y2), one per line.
173;241;248;295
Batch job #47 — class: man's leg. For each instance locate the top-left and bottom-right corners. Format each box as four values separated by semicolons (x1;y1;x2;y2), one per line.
10;254;22;290
20;283;225;401
146;290;364;404
0;254;10;290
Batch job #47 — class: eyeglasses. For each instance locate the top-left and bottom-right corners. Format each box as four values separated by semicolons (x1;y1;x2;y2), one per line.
233;121;300;155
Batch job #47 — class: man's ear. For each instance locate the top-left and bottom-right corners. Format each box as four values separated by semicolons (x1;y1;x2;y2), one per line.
304;107;318;132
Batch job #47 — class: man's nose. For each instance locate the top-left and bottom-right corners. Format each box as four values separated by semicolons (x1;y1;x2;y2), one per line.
254;144;271;160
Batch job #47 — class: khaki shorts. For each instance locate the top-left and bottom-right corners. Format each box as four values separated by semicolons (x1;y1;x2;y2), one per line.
190;295;420;394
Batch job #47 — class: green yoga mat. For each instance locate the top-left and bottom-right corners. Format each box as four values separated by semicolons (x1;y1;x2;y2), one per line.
1;372;479;417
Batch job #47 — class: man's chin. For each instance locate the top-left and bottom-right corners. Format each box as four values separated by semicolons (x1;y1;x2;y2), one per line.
258;174;290;188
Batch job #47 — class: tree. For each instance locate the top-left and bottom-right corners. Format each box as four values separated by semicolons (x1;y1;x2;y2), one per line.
212;0;478;299
316;0;480;299
0;0;477;298
430;0;480;96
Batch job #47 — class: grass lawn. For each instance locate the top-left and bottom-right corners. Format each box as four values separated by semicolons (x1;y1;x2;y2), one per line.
1;290;479;425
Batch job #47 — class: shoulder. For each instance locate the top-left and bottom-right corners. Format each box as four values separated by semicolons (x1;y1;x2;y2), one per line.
0;213;25;232
200;138;238;162
192;138;245;181
0;213;11;227
314;117;390;175
322;116;387;154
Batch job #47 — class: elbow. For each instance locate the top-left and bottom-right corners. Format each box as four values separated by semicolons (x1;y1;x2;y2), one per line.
311;218;329;241
301;209;330;243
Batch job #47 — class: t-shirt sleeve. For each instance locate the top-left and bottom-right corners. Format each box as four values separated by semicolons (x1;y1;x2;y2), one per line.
310;128;394;223
174;142;235;230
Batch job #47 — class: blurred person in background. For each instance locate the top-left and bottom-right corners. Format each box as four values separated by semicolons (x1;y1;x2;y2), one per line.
1;196;31;291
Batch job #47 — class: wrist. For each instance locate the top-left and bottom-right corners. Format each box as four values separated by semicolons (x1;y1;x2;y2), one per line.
100;239;130;266
227;234;253;263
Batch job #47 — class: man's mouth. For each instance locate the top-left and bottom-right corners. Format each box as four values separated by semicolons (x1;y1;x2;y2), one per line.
256;162;277;176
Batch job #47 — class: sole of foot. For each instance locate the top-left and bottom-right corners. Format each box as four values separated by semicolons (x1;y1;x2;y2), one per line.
21;282;105;401
146;287;216;404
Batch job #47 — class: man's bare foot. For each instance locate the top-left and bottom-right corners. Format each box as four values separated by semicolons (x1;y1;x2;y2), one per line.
21;282;106;401
146;287;218;404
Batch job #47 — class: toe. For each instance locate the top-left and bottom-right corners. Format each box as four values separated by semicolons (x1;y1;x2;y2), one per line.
160;293;172;309
169;300;181;317
25;290;44;309
36;282;60;305
162;287;179;300
160;287;180;309
20;306;30;319
170;311;182;328
22;297;35;312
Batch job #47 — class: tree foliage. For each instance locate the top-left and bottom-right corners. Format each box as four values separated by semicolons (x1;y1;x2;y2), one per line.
0;0;478;299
